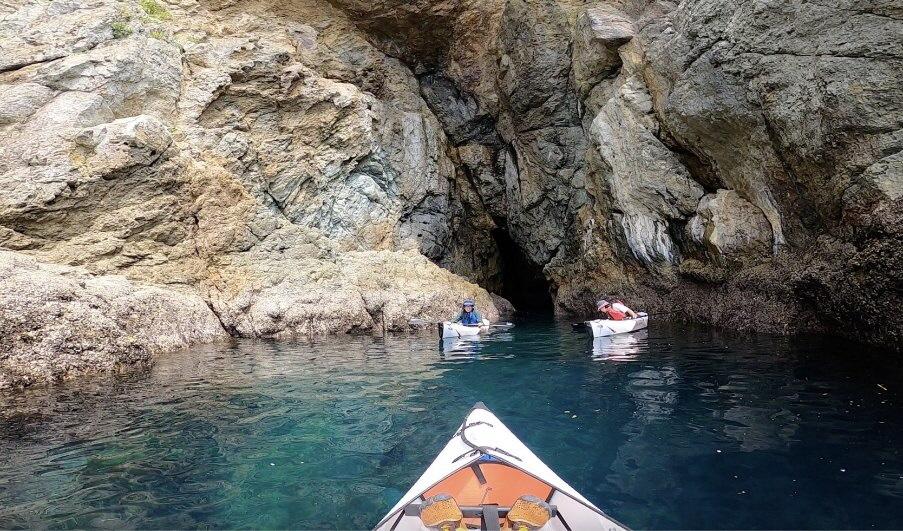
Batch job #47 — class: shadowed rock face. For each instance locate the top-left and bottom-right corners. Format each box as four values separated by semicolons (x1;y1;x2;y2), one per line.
0;0;899;387
330;0;901;347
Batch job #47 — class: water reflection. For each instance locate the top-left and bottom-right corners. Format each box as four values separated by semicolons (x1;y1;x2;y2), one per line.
440;337;481;359
439;331;515;361
591;329;648;361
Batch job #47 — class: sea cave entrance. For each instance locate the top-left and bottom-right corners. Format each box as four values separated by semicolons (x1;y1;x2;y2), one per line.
491;228;555;314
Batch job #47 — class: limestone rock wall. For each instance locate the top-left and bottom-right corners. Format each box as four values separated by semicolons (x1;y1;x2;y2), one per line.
0;0;507;386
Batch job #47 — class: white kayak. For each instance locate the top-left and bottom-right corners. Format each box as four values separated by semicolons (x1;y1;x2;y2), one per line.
374;402;628;531
586;312;648;338
439;319;491;339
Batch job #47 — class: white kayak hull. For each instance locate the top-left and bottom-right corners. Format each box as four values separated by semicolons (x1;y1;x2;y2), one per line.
439;320;490;339
587;312;648;338
374;403;627;531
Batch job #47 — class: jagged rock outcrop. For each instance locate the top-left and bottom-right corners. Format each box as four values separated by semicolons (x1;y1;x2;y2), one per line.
0;0;900;391
0;251;227;391
0;0;506;387
324;0;901;346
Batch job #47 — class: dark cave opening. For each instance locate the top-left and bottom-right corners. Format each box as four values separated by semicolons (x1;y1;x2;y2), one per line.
492;228;555;314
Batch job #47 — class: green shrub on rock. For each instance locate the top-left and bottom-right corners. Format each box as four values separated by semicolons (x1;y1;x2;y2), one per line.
111;20;132;38
139;0;170;20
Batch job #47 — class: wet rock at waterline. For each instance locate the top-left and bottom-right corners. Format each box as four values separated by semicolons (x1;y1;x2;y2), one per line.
0;251;227;391
0;0;900;388
0;246;501;389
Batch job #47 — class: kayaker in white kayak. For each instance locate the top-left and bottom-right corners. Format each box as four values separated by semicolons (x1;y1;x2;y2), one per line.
453;298;482;326
597;298;638;320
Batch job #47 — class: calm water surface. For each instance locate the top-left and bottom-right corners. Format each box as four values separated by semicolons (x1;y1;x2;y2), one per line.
1;320;901;529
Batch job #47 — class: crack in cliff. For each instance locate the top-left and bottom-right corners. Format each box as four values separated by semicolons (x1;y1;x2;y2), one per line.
760;111;810;233
0;53;66;75
745;50;902;61
1;35;112;76
806;1;903;22
262;187;290;219
681;38;729;74
203;296;237;336
360;294;387;334
679;33;899;76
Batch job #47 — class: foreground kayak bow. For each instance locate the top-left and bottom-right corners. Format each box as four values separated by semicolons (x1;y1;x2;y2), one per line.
374;403;627;531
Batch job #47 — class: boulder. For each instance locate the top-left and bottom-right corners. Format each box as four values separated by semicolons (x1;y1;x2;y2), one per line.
0;251;227;391
687;190;773;264
572;5;635;99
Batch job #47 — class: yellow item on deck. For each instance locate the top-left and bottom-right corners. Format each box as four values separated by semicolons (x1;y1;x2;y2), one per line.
507;495;553;530
420;494;465;531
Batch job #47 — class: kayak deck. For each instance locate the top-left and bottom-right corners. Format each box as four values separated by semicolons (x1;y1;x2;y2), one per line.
423;460;552;508
375;403;627;531
439;320;490;339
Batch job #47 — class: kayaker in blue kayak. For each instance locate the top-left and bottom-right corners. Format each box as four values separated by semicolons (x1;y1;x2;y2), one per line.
453;298;482;326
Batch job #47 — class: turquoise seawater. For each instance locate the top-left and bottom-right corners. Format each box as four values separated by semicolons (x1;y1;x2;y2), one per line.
1;320;901;529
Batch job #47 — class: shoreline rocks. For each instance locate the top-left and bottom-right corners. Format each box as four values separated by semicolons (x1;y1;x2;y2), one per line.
0;251;228;391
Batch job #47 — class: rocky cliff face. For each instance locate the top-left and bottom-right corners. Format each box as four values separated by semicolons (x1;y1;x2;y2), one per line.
0;0;508;388
0;0;899;386
327;0;901;347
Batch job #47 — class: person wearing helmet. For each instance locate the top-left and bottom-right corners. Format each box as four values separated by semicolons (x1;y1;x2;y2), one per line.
453;298;482;326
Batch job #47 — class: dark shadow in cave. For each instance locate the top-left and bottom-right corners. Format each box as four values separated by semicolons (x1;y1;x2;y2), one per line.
492;228;555;314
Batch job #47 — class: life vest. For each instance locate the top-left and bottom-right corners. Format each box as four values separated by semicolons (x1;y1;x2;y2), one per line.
458;311;481;325
603;308;627;321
